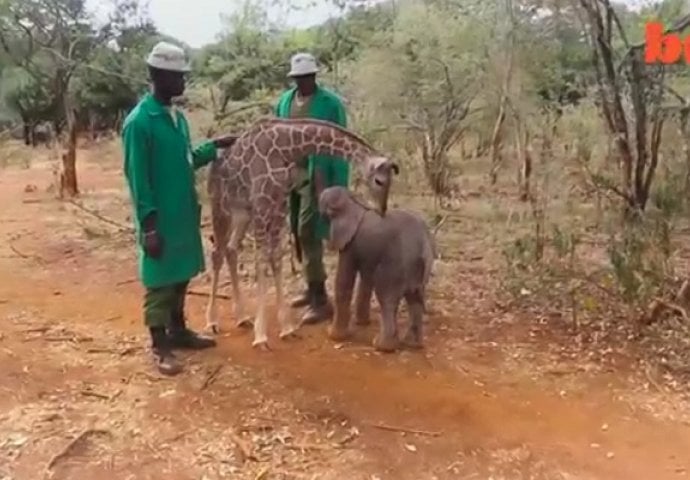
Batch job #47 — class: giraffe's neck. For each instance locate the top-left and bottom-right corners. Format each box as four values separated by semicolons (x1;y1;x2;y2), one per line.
277;120;374;168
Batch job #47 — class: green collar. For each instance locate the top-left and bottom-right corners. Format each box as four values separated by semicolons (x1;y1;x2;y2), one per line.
141;93;170;117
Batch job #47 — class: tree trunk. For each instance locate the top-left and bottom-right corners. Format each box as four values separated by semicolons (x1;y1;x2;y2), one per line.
90;112;97;141
59;99;79;198
681;109;690;197
489;0;516;185
22;122;30;146
516;124;532;202
489;99;507;185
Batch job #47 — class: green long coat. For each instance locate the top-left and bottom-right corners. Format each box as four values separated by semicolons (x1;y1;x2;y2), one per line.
275;85;349;240
122;93;218;289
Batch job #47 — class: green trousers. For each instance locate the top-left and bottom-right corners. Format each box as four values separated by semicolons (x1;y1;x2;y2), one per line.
144;281;189;328
296;183;326;283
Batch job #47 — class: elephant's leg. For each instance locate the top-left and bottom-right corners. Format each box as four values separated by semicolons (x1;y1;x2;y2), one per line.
402;290;425;349
354;271;374;326
328;252;356;342
372;285;401;353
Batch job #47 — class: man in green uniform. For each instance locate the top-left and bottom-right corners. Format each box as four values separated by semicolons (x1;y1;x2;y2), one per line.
275;52;350;325
122;42;236;376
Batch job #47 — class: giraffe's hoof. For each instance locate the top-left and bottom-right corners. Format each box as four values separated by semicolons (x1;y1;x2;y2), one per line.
252;339;271;351
205;324;220;335
235;317;253;329
279;326;301;341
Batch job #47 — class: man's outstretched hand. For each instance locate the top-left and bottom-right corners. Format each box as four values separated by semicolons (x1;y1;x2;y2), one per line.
212;135;239;149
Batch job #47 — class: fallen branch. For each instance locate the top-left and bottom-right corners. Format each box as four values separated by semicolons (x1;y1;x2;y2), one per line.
9;242;46;263
644;364;666;393
45;428;111;472
641;297;690;326
66;200;133;233
42;334;93;343
432;215;448;237
86;346;140;356
199;364;223;391
365;422;442;437
675;279;690;304
285;442;343;451
229;430;257;463
187;289;231;300
80;390;111;400
22;326;51;334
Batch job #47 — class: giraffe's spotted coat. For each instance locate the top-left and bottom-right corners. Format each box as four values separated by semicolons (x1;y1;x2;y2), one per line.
204;118;399;348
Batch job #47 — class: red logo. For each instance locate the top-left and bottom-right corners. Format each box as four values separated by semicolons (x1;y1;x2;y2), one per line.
644;22;690;64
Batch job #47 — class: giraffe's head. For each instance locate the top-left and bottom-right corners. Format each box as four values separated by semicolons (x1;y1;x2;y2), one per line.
364;156;399;215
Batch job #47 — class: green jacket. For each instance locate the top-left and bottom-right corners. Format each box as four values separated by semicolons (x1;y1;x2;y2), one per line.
122;93;218;289
275;85;349;240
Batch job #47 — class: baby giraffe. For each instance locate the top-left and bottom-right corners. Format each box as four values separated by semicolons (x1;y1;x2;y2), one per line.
205;117;399;349
318;186;436;352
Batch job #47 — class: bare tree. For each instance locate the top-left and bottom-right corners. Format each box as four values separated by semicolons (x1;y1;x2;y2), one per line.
402;57;476;203
0;0;102;198
488;0;516;185
576;0;688;220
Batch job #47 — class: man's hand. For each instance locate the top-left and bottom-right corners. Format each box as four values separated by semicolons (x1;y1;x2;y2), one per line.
142;230;163;258
141;213;163;259
212;135;238;149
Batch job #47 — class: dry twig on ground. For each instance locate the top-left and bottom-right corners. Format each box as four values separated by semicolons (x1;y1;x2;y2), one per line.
200;364;224;391
45;428;111;474
641;297;690;325
8;241;47;264
365;422;442;437
66;199;133;233
229;429;257;463
187;289;232;300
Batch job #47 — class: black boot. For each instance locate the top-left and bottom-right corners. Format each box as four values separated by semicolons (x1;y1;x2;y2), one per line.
168;313;217;350
150;327;182;376
301;281;334;325
289;283;313;308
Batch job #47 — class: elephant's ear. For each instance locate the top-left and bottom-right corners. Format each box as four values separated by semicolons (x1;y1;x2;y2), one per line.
330;203;366;251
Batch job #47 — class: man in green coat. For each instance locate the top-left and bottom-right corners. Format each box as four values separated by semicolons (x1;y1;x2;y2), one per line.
275;52;350;324
122;42;236;376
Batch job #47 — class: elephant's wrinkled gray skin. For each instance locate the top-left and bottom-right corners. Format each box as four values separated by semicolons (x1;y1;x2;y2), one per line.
318;186;435;352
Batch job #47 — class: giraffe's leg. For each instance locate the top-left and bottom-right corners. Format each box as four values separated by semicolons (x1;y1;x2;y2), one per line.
252;248;271;350
204;214;230;334
227;208;252;329
269;242;299;340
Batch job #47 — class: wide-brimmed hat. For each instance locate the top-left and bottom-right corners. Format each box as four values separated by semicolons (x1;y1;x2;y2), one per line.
146;41;191;73
288;52;319;77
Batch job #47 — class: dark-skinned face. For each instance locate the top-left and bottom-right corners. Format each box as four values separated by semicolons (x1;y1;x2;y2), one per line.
149;66;186;100
293;74;316;95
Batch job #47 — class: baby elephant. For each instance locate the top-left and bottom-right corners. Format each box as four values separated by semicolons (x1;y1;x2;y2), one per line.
318;186;435;352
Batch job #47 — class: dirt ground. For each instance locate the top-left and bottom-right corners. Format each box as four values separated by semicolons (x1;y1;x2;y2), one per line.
2;141;690;480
